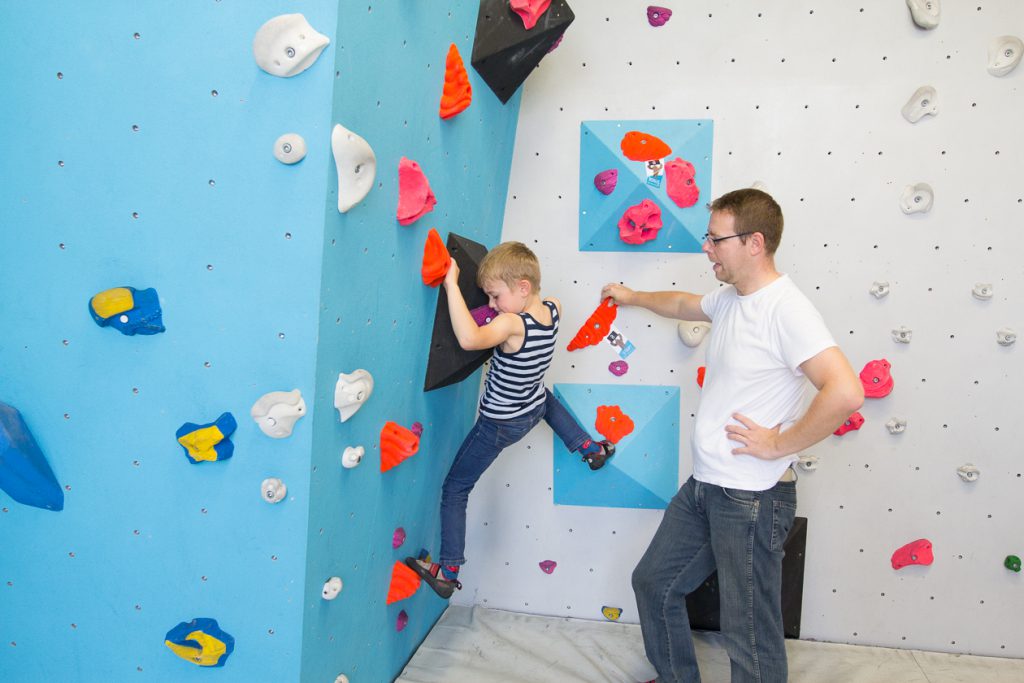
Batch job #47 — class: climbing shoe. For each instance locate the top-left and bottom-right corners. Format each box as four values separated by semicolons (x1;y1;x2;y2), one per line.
404;557;461;599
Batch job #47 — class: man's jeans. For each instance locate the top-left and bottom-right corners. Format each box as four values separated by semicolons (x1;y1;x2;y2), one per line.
632;476;797;683
439;389;589;566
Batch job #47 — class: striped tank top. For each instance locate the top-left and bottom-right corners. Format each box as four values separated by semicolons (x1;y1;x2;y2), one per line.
478;300;559;420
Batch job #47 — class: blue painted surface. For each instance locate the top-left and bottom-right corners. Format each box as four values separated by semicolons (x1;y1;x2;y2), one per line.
0;402;64;512
553;384;680;509
579;120;714;253
300;2;521;681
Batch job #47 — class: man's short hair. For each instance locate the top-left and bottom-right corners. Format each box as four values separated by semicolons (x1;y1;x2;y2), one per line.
709;189;784;255
477;241;541;291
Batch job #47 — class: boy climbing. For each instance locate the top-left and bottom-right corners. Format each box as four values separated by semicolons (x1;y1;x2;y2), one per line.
406;241;613;599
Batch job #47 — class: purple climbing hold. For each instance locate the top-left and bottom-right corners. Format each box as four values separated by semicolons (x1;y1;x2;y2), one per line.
393;527;406;549
609;360;629;377
594;169;618;195
396;610;409;632
470;304;500;327
410;422;424;437
647;6;672;27
539;560;557;574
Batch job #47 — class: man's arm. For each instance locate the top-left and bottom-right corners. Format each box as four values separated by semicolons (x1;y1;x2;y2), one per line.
601;283;710;323
727;346;865;459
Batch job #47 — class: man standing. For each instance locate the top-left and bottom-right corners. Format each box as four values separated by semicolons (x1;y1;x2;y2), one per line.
602;189;863;682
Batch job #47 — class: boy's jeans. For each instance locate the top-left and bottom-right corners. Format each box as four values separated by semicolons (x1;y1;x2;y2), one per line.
439;389;588;566
632;476;797;683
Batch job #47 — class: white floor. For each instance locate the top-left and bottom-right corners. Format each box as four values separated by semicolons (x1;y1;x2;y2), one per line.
397;605;1024;683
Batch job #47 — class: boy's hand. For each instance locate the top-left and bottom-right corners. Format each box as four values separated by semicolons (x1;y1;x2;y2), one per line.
444;259;461;289
601;283;634;306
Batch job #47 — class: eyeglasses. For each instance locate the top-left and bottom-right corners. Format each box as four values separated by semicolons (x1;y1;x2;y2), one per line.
703;232;753;246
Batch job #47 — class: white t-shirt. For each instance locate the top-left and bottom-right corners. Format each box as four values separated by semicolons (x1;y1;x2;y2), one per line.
694;274;836;491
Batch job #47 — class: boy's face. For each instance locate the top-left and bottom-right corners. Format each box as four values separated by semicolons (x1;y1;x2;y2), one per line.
482;278;526;314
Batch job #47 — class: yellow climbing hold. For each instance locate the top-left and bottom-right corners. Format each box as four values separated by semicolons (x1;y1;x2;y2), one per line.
165;630;228;667
90;287;134;319
176;425;227;462
601;606;622;621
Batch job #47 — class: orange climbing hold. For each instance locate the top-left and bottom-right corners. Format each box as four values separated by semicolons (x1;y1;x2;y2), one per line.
439;43;472;119
595;405;635;444
421;228;451;287
380;421;420;472
567;298;617;351
620;131;672;162
697;366;706;388
386;560;421;604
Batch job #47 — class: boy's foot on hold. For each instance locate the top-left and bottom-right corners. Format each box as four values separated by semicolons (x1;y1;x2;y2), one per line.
404;557;461;599
579;439;615;470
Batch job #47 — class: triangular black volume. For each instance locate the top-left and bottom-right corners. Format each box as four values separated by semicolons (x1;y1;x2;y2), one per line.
471;0;575;104
423;233;494;392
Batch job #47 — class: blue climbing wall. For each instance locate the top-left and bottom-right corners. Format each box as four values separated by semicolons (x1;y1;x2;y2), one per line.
0;2;519;682
300;3;520;682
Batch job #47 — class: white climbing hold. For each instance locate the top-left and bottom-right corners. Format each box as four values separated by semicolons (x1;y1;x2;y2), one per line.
334;370;373;422
332;123;377;213
334;675;350;683
253;14;330;78
251;389;306;438
342;446;365;469
996;327;1017;346
273;133;307;164
322;576;343;600
885;417;907;434
261;477;287;503
956;464;980;482
906;0;940;30
899;183;933;214
901;86;938;123
987;35;1023;77
677;321;711;347
869;281;890;299
797;454;819;471
972;283;993;300
892;326;912;344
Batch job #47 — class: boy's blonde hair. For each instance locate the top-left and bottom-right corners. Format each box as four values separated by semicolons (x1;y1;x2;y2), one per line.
476;241;541;292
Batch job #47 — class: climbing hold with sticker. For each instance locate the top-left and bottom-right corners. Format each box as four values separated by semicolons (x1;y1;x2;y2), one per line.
421;228;451;287
251;389;306;438
89;286;165;336
594;169;618;195
332;123;377;213
834;412;864;436
891;539;934;570
387;560;421;604
439;43;472;119
176;413;237;464
595;405;635;443
646;6;672;26
164;617;234;667
397;157;437;226
567;298;617;351
380;422;420;472
665;158;699;208
0;402;63;511
252;14;330;78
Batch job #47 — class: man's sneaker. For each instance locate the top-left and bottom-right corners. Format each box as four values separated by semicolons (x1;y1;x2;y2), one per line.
583;440;616;470
404;557;461;599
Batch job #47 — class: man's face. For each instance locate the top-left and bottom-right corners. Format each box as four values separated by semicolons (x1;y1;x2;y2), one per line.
702;211;745;284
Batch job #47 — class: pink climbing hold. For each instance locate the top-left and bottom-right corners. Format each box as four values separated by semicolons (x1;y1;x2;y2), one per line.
647;6;672;27
833;411;864;436
860;359;894;398
609;360;628;376
891;539;934;570
396;610;409;632
410;422;424;438
397;157;437;226
594;169;618;195
665;158;699;208
392;527;406;549
539;560;557;574
618;199;663;245
511;0;552;30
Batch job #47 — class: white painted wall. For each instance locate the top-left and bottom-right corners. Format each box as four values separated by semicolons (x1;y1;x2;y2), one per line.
455;0;1024;658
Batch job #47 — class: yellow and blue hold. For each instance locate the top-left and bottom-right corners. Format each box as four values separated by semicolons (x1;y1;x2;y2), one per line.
176;413;237;464
89;286;165;336
164;617;234;667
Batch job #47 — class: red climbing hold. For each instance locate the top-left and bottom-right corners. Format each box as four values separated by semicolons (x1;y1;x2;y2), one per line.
891;539;934;570
620;131;672;162
397;157;437;226
380;421;420;472
595;405;635;444
860;359;894;398
697;366;706;388
567;298;617;351
439;43;472;119
665;158;700;208
510;0;552;30
421;228;451;287
833;411;865;436
386;560;421;604
618;199;663;245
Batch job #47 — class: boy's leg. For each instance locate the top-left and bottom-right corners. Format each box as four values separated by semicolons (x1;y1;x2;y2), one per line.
632;477;714;683
541;389;615;469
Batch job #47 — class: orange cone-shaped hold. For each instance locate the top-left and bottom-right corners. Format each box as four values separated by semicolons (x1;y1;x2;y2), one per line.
567;298;617;351
380;421;420;472
421;228;451;287
595;405;635;444
386;560;421;604
697;366;706;388
439;43;472;119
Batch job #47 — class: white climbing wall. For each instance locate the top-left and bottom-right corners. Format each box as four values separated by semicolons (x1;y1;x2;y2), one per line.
455;0;1024;658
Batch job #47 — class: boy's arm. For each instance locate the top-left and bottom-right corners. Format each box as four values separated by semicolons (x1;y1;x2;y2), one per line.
601;283;709;322
445;261;520;351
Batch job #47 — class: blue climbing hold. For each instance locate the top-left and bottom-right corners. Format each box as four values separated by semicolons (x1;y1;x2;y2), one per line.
175;413;237;464
89;286;165;336
0;401;64;511
164;617;235;667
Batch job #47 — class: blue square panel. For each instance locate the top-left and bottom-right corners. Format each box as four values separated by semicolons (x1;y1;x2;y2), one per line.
579;120;713;253
553;384;680;509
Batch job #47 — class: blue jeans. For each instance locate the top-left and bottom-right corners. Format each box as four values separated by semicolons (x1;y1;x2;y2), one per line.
439;389;589;566
632;476;797;683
